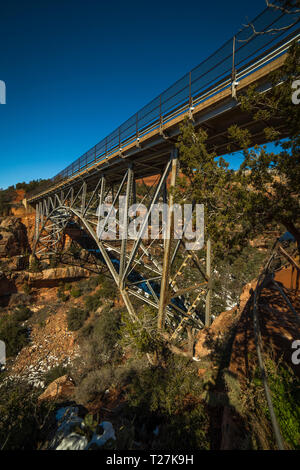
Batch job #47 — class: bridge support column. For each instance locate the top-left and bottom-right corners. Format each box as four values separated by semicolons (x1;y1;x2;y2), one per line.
157;147;179;331
34;203;40;242
120;165;134;288
81;181;87;214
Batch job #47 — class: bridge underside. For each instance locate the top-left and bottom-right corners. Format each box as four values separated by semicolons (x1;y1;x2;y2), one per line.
29;50;292;203
27;47;295;351
31;150;213;353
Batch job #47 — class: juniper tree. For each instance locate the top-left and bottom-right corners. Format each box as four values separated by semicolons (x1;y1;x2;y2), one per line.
175;42;300;258
228;42;300;251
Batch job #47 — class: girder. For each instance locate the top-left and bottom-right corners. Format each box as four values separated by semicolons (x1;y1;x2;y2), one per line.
32;150;212;349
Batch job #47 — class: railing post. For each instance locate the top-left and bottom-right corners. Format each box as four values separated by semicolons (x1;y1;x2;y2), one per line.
35;203;40;242
231;36;237;100
81;181;87;214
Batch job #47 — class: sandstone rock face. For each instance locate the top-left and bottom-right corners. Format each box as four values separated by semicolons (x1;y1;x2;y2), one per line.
28;266;91;286
238;279;257;312
38;375;75;402
194;307;239;360
0;217;30;258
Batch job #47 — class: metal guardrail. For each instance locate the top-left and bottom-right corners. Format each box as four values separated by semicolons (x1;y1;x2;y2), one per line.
29;6;300;198
252;239;300;450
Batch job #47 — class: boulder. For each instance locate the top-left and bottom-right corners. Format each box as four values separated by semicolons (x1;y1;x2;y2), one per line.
0;217;30;258
28;266;90;286
38;375;75;402
194;307;239;360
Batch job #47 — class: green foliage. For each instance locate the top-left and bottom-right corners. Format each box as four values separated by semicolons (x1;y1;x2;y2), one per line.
43;365;68;387
67;307;88;331
92;306;122;358
266;358;300;449
175;118;246;259
241;355;300;450
175;44;300;258
212;245;267;314
77;275;103;294
75;367;115;404
71;305;123;390
228;42;300;250
70;287;82;298
15;179;51;194
0;315;29;357
0;380;54;450
120;306;163;356
57;289;69;302
57;284;69;302
98;277;117;299
0;179;51;217
0;186;15;216
126;357;209;449
13;305;33;322
84;292;102;312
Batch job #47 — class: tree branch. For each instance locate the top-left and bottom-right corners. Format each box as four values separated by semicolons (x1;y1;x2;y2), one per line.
238;1;300;43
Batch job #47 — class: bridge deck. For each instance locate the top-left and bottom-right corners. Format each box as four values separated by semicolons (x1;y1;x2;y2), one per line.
28;50;290;203
27;5;300;203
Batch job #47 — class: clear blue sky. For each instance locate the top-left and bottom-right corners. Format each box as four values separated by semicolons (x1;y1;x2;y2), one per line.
0;0;270;189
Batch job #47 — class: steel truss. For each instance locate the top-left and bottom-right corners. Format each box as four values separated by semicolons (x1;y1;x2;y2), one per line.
32;148;212;349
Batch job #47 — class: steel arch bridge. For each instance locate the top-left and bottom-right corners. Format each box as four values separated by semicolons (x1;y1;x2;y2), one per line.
31;149;211;346
27;6;300;349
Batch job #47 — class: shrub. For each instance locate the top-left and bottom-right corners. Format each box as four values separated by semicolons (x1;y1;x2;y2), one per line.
67;307;88;331
241;355;300;450
0;319;29;357
75;367;114;404
125;357;209;449
0;380;54;450
70;287;82;298
266;358;300;449
57;287;69;302
71;306;124;383
88;274;104;290
120;306;163;356
43;365;68;387
98;278;117;299
84;292;102;313
30;305;54;327
92;306;122;358
13;305;33;322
